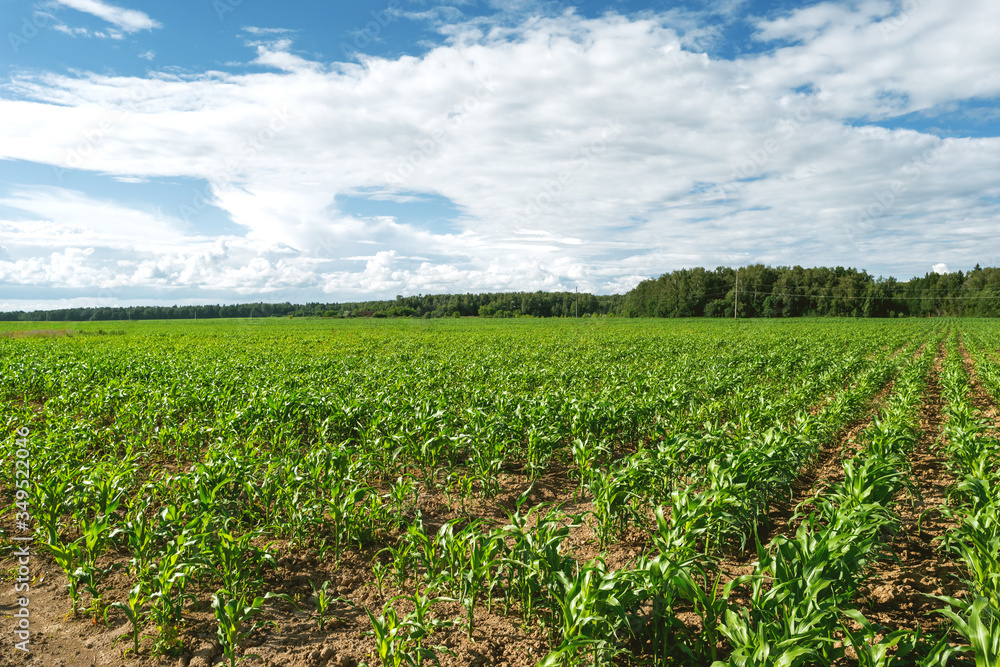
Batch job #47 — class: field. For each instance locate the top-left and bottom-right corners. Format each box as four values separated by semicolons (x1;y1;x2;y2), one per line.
2;317;1000;667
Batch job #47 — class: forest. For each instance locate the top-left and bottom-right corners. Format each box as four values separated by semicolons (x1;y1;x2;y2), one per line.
2;265;999;321
621;264;1000;318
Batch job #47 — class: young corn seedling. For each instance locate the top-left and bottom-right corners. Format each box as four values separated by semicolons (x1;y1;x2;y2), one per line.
381;540;414;589
212;590;288;667
459;532;502;639
931;595;1000;666
75;563;112;623
405;516;445;589
310;579;350;631
837;609;919;667
387;476;417;523
542;561;640;667
638;553;713;664
373;559;391;597
48;538;86;615
123;508;157;582
469;438;504;500
204;530;276;600
108;583;148;657
433;519;472;590
33;476;72;546
73;504;122;621
148;538;197;656
327;479;370;562
362;592;454;667
586;464;642;548
570;437;608;501
525;427;557;480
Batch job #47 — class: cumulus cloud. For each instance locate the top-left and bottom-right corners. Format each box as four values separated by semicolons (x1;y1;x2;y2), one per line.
2;2;1000;307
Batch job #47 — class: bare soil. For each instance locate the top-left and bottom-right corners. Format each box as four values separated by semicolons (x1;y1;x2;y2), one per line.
857;340;960;636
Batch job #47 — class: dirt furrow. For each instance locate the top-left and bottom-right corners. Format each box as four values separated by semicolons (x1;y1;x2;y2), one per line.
859;340;959;635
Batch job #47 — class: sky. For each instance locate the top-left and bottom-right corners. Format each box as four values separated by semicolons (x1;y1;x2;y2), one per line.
1;0;999;310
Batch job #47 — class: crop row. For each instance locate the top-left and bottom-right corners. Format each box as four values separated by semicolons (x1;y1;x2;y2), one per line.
0;319;945;665
932;332;1000;664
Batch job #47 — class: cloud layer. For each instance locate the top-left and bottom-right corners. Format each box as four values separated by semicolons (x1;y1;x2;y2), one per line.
2;1;1000;308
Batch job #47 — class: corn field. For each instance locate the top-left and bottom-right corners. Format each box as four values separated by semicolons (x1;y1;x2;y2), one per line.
2;317;1000;667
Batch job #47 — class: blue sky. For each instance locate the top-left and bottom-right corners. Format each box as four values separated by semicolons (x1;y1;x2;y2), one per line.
2;0;1000;310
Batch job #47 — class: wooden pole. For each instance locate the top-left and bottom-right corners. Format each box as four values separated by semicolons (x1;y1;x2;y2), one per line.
734;268;739;320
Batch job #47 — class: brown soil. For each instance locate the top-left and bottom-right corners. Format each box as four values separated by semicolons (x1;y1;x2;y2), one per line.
857;339;959;636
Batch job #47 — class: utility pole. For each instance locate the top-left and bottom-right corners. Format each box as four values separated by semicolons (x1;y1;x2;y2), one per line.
734;267;739;321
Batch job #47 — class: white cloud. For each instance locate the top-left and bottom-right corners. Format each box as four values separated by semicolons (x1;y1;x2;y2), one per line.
2;3;1000;307
138;50;155;61
53;0;160;33
932;263;949;275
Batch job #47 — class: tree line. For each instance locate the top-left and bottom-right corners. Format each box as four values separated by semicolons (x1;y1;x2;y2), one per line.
621;264;1000;318
3;265;999;322
0;291;624;322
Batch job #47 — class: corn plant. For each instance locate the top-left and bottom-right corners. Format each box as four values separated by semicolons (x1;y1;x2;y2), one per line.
47;538;86;615
525;426;558;480
458;532;502;638
212;590;287;667
570;437;609;500
586;462;643;548
326;478;370;562
123;508;158;582
544;561;642;667
500;500;576;626
468;436;504;499
837;609;920;667
32;476;72;546
71;502;122;619
931;596;1000;666
203;530;276;600
361;593;454;667
381;540;415;589
310;579;350;631
148;537;197;655
386;475;417;522
108;583;148;657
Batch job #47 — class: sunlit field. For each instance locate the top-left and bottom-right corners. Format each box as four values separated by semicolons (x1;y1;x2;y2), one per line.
2;317;999;667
